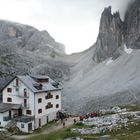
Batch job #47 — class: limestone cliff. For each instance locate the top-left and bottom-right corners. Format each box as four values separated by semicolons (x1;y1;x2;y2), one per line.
124;0;140;49
93;6;123;63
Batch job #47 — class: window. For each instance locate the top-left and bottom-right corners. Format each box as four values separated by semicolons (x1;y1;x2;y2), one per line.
56;95;59;99
38;109;42;114
7;88;12;93
45;102;53;109
26;110;31;115
24;89;27;97
24;99;27;107
16;79;19;86
7;98;12;102
56;104;59;108
21;124;24;128
38;98;42;103
16;88;19;92
45;93;53;99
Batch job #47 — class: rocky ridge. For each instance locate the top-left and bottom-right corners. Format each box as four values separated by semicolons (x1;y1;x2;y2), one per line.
0;20;70;89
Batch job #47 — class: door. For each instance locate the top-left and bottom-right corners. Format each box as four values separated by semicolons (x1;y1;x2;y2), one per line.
24;99;27;107
46;116;49;123
18;109;22;116
39;118;41;127
28;123;32;132
9;110;11;119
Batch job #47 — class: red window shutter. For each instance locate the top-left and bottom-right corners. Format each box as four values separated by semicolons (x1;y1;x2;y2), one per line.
56;104;59;108
7;98;12;102
7;88;12;93
38;98;42;103
26;110;31;115
16;79;19;86
38;109;42;114
56;95;59;99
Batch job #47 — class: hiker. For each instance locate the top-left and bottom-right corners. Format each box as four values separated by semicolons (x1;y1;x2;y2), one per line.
73;118;77;124
62;120;65;128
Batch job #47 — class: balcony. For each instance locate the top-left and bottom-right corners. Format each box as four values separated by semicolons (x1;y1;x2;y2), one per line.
18;94;29;98
22;103;30;108
15;116;35;123
45;94;53;99
13;83;20;88
18;92;29;98
3;116;11;121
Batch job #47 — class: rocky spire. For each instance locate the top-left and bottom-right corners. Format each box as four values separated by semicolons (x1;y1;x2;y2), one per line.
93;6;123;63
124;0;140;49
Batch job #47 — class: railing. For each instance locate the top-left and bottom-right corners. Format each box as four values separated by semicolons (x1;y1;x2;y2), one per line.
45;95;53;99
22;103;30;108
15;116;35;123
18;94;29;98
3;116;11;121
13;84;19;87
13;83;21;87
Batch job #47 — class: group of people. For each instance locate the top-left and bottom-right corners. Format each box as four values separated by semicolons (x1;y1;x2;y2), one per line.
61;118;77;128
56;111;78;128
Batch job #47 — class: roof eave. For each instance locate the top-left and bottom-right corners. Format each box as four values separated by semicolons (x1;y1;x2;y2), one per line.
34;88;62;94
0;76;17;92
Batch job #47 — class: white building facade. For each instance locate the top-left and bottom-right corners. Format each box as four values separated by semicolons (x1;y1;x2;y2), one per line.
0;75;62;133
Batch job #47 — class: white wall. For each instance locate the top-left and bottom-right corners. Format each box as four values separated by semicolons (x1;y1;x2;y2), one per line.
34;90;61;129
0;111;10;127
35;112;56;129
17;121;34;133
34;90;61;118
2;78;35;117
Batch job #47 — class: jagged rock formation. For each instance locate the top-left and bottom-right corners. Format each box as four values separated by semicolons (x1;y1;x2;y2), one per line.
93;6;123;63
93;0;140;63
124;0;140;49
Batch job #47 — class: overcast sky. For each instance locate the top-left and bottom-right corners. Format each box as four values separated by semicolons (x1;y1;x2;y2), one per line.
0;0;134;54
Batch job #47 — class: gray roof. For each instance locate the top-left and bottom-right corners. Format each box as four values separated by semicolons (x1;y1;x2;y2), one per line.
0;103;21;113
17;75;61;93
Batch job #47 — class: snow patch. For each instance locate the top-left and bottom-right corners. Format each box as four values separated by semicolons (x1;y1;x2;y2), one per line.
106;58;113;65
124;44;133;54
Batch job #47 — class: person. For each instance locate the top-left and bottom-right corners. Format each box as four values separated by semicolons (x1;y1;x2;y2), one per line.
73;118;77;124
62;120;65;128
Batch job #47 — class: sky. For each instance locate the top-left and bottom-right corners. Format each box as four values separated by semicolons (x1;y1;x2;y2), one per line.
0;0;134;54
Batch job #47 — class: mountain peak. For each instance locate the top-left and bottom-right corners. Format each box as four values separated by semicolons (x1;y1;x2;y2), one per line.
93;6;122;63
124;0;140;49
0;20;65;54
102;6;112;16
93;0;140;63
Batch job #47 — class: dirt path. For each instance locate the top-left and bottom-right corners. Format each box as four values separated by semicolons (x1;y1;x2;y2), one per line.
12;117;78;140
